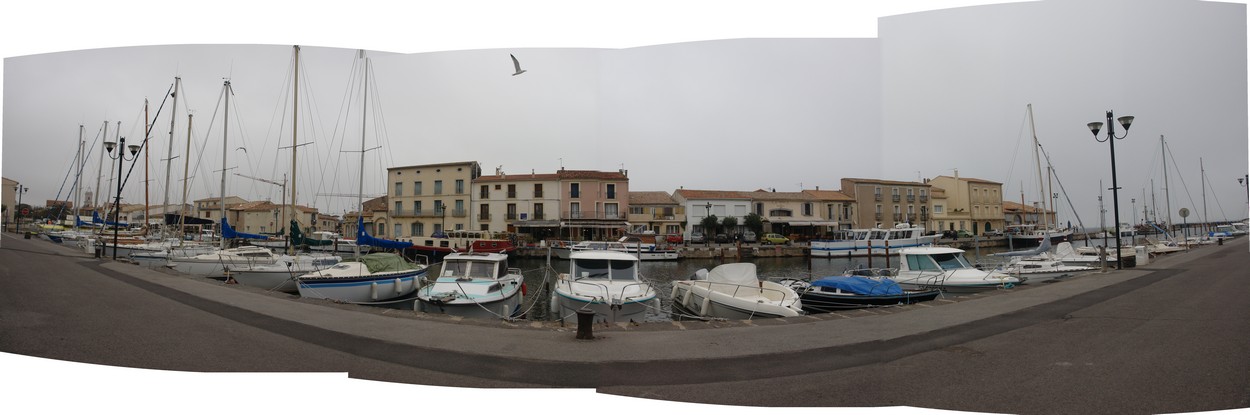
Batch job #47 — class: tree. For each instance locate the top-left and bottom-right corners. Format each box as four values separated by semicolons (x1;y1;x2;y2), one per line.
720;216;739;236
700;214;719;238
743;212;764;235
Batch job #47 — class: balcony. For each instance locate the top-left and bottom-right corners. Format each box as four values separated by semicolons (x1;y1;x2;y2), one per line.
570;191;580;198
391;208;421;217
451;209;467;218
530;213;545;220
507;191;517;199
893;214;903;221
506;213;518;220
479;192;490;199
874;194;882;201
478;213;491;221
892;195;901;202
919;195;929;202
907;195;915;202
921;213;930;221
562;211;624;220
875;213;883;220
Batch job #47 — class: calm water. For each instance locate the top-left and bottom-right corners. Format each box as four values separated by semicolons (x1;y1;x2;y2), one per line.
508;244;1037;322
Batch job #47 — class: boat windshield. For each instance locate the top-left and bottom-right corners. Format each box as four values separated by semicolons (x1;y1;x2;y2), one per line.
441;260;496;279
572;259;637;281
931;252;973;270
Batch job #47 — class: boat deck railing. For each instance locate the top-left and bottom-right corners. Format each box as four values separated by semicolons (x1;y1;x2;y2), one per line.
686;280;800;306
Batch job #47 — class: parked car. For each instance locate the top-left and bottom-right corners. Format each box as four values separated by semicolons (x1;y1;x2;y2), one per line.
761;233;790;245
665;234;683;244
739;230;757;243
690;231;706;243
715;233;729;243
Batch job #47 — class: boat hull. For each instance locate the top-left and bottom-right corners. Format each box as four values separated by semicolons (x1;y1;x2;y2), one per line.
669;281;803;320
551;291;656;324
796;289;941;312
297;269;425;303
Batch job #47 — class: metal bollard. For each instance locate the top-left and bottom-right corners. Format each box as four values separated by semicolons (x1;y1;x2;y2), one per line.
575;309;596;340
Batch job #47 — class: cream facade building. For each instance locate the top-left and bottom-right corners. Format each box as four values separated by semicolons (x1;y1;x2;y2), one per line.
474;171;562;237
928;174;1004;235
387;161;481;239
627;191;683;236
839;178;933;230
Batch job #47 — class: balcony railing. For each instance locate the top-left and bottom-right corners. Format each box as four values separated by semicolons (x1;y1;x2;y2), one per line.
907;195;915;202
506;213;518;220
562;211;624;220
507;192;517;199
893;213;903;221
921;213;929;221
875;213;883;220
451;209;467;218
874;194;882;201
892;195;901;202
478;213;491;221
480;192;490;199
534;191;543;198
919;195;929;202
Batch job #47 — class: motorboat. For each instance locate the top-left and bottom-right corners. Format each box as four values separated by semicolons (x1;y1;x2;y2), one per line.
166;245;301;277
226;255;344;293
296;253;427;304
669;263;804;320
892;246;1021;292
779;271;941;312
551;239;679;261
415;252;525;319
306;231;372;254
1049;242;1117;267
998;255;1095;284
1005;224;1073;248
809;223;939;257
550;250;658;324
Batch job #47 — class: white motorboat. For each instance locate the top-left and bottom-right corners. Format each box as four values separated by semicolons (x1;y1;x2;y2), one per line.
306;231;372;254
552;240;679;261
810;223;939;257
669;263;804;320
295;253;426;304
1050;242;1117;267
892;246;1021;292
415;252;525;319
226;255;343;293
999;255;1095;284
128;243;220;267
166;245;284;277
550;250;658;324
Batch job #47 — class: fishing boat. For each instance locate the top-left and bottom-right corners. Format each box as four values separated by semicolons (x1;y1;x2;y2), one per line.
415;252;525;319
295;252;426;303
891;246;1021;292
550;250;658;324
779;272;941;312
809;223;938;257
669;262;804;320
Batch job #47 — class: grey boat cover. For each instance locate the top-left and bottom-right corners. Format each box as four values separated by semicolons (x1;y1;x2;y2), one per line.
707;263;760;286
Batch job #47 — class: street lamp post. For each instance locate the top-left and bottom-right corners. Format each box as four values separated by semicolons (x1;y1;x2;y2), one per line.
1087;111;1134;270
704;202;712;246
1240;175;1249;219
15;184;28;232
104;137;141;260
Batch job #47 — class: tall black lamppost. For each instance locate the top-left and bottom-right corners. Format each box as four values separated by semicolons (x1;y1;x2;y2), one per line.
104;137;141;260
1087;111;1134;269
704;202;712;246
15;183;28;232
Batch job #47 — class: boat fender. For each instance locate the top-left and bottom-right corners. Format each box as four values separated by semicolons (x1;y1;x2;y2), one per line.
520;282;527;297
549;291;558;314
395;278;403;294
700;296;712;316
670;284;680;300
370;281;379;300
681;287;693;308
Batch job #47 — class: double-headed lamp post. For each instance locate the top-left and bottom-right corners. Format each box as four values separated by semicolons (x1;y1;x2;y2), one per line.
1087;111;1135;270
704;202;712;246
1239;175;1249;218
104;137;141;260
15;184;28;232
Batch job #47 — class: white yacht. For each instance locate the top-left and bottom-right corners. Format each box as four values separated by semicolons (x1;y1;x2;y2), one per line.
892;246;1021;292
810;224;938;257
415;252;525;319
669;263;804;320
551;250;658;324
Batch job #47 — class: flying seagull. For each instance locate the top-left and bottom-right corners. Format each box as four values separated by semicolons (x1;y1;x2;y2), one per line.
510;54;527;76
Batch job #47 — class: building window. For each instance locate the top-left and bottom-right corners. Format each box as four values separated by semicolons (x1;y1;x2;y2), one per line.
394;224;402;237
534;183;543;198
480;185;489;199
479;204;490;221
605;203;619;219
570;183;580;198
394;182;403;196
803;203;813;216
454;200;464;216
507;203;517;220
455;179;464;195
434;180;443;195
507;184;517;198
394;201;402;215
534;203;544;220
415;201;423;215
411;222;423;236
935;205;944;214
630;206;644;215
606;184;616;199
414;181;422;196
570;202;581;219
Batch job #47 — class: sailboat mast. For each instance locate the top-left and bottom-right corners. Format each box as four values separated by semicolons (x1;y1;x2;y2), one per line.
95;121;107;212
163;77;180;238
220;81;231;250
1162;135;1172;234
288;45;299;252
75;125;84;231
354;51;368;258
1027;104;1048;231
144;99;151;233
1201;157;1208;234
106;122;119;218
179;113;193;240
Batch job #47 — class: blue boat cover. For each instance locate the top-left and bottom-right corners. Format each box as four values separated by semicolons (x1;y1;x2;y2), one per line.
93;211;128;227
221;217;269;240
355;217;413;249
811;276;903;296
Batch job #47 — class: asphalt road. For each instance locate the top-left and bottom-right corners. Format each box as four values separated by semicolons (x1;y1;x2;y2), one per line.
2;232;1247;414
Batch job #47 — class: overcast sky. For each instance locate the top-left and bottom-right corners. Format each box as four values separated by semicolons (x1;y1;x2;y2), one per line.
2;1;1248;413
4;0;1246;228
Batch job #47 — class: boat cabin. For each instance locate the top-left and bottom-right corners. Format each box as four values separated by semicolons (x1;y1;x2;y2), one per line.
439;252;513;281
899;247;976;272
569;251;640;282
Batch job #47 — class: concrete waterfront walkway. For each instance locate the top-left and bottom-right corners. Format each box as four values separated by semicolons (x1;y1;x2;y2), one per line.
4;231;1248;412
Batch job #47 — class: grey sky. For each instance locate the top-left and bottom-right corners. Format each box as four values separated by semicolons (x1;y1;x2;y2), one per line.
2;0;1247;230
